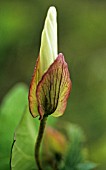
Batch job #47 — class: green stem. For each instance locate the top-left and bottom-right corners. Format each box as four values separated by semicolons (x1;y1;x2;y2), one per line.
35;116;47;170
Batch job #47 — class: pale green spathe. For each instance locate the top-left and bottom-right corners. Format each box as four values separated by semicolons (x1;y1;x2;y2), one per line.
39;6;57;77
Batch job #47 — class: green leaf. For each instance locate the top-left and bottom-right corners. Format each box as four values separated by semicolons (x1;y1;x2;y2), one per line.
10;106;58;170
11;107;39;170
61;124;96;170
77;162;97;170
0;83;28;170
61;124;85;170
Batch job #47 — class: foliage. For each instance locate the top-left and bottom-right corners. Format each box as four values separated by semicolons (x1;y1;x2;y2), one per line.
0;83;28;170
61;124;96;170
0;84;96;170
11;107;37;170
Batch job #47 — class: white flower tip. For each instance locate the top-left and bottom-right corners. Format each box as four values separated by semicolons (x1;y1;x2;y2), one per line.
47;6;57;21
39;6;57;77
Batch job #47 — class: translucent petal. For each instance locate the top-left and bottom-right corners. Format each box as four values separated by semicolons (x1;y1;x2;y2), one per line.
36;53;72;119
28;56;40;117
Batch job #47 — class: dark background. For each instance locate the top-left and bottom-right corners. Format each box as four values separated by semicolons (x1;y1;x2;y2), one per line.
0;0;106;170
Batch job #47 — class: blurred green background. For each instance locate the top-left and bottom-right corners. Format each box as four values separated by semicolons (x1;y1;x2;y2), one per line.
0;0;106;170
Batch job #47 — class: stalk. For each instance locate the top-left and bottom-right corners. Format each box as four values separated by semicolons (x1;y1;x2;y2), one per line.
35;116;47;170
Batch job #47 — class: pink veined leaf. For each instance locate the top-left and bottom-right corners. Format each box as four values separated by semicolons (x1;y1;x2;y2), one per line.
28;56;40;118
36;53;72;120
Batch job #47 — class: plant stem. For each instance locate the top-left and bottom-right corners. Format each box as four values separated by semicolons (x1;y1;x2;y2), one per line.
35;116;47;170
